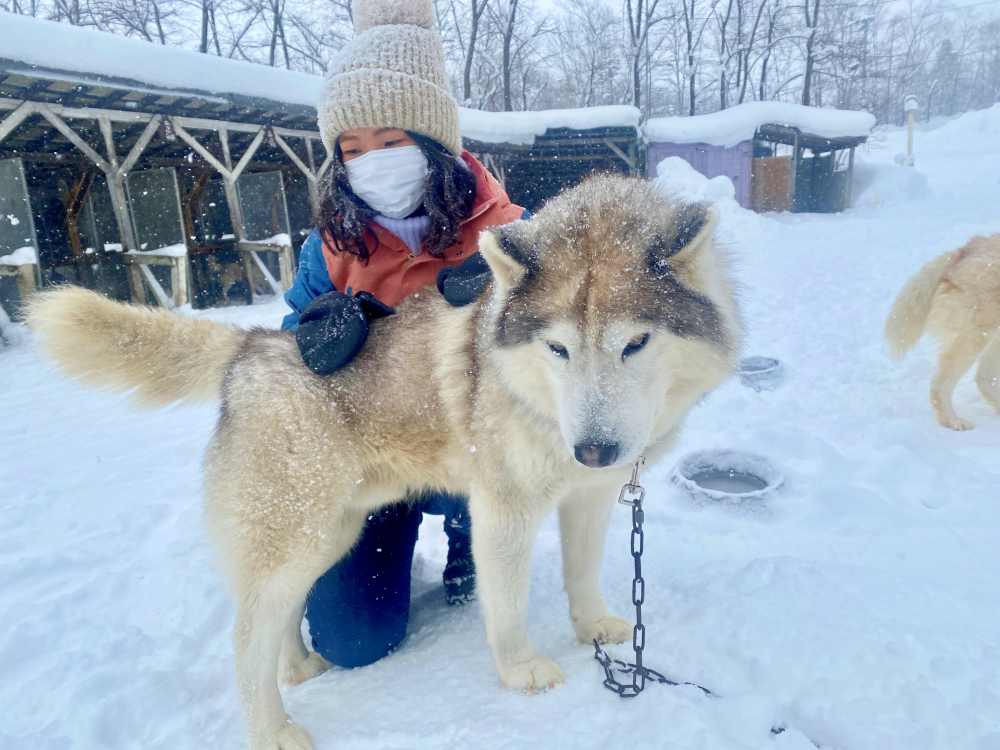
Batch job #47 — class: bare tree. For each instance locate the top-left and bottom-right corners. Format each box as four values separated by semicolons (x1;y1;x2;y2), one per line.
484;0;550;110
625;0;662;112
450;0;491;104
495;0;520;110
679;0;713;114
89;0;181;43
800;0;820;104
547;0;625;108
50;0;84;24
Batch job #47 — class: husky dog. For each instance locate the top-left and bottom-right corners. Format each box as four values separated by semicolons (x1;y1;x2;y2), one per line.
885;234;1000;430
28;175;740;750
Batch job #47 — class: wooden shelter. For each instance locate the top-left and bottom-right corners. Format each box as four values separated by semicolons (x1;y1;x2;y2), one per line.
460;106;642;212
644;102;875;213
0;14;329;316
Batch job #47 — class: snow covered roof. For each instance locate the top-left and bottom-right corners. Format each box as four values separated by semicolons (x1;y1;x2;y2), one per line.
460;105;641;146
644;102;875;148
0;13;323;115
1;14;640;148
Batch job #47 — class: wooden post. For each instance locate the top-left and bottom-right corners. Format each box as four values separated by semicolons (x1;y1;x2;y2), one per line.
906;111;915;165
107;172;138;252
1;262;40;312
170;255;189;307
846;146;856;208
304;138;320;215
15;264;37;300
127;262;146;303
789;131;800;212
904;95;919;167
278;242;295;290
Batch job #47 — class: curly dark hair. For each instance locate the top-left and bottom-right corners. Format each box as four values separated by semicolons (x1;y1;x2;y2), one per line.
316;132;477;262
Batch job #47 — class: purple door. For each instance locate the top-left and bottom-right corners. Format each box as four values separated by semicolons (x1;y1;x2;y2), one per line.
646;141;752;208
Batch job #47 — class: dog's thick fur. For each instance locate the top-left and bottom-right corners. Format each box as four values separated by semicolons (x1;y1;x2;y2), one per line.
28;175;740;750
885;233;1000;430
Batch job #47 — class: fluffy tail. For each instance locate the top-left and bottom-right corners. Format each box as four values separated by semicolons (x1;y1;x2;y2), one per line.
885;251;957;361
26;286;244;405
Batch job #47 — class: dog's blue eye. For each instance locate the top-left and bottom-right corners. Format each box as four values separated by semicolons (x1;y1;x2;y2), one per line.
622;334;650;361
547;342;569;360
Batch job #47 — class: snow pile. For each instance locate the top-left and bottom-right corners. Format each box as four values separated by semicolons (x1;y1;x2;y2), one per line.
852;162;929;208
653;156;762;245
645;102;875;147
460;105;641;145
917;102;1000;155
0;246;38;266
654;156;737;204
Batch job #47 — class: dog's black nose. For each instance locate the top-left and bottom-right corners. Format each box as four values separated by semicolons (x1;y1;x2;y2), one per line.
574;442;621;468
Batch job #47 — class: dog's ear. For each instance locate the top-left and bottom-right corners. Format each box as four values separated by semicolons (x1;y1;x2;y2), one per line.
479;222;539;291
648;202;717;276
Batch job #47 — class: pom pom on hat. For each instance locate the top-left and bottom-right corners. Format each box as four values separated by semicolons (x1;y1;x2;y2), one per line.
354;0;434;32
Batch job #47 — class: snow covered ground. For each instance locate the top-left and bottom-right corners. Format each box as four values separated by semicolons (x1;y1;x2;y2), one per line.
3;105;1000;750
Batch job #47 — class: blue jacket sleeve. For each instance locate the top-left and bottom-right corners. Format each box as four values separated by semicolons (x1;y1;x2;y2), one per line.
281;230;335;331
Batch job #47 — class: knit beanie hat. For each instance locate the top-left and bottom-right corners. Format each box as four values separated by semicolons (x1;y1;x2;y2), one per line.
318;0;462;156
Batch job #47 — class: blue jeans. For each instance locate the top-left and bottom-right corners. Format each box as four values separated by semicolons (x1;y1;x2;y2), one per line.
304;492;469;668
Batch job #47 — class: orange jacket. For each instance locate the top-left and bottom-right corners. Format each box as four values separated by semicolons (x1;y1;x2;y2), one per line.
320;152;524;308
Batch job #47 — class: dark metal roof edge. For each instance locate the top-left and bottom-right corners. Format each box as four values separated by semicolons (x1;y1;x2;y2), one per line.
0;59;316;120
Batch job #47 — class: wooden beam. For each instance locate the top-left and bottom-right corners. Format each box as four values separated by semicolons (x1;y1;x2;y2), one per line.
0;103;35;145
305;137;316;172
273;133;314;182
173;120;230;176
222;177;246;240
98;116;120;170
232;127;266;179
219;126;233;170
119;116;161;175
37;107;111;172
136;262;173;307
107;172;138;251
244;246;283;295
603;139;636;171
0;97;321;142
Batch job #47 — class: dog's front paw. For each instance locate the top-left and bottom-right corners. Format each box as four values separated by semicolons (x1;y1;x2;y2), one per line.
499;655;565;693
281;651;331;686
575;614;633;645
941;416;975;431
275;722;313;750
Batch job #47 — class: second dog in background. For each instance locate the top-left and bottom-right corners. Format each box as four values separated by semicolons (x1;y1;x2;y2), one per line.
885;234;1000;430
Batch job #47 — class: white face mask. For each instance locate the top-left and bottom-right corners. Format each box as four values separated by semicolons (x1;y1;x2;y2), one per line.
344;145;429;219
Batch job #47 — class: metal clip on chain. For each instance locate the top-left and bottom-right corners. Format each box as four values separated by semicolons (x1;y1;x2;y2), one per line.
594;456;714;699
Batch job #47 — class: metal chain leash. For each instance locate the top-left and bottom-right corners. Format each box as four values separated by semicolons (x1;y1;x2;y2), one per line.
591;462;822;746
593;456;714;699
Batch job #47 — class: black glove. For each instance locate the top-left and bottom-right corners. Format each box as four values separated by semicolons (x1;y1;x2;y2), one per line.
436;253;492;307
295;289;395;376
